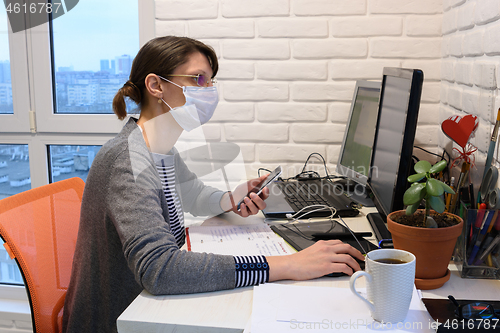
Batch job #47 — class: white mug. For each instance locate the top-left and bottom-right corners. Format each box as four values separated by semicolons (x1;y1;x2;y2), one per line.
349;248;416;323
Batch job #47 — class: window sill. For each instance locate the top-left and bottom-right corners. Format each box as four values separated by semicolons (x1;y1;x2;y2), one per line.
0;285;31;322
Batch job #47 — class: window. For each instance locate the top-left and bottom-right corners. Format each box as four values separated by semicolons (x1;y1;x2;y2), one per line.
0;144;30;285
0;0;155;289
0;144;31;198
51;0;140;114
0;6;13;114
48;145;101;183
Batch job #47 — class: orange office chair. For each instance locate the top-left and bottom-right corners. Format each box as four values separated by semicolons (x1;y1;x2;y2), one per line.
0;177;85;333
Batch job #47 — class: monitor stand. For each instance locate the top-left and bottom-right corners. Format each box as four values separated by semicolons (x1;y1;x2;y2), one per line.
332;178;374;207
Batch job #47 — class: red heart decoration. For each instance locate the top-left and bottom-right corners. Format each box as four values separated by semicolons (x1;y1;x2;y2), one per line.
441;114;478;148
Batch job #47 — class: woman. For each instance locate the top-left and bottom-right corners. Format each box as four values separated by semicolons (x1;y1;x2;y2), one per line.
62;36;364;333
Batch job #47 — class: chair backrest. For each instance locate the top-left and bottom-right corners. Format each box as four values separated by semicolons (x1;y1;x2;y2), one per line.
0;177;85;333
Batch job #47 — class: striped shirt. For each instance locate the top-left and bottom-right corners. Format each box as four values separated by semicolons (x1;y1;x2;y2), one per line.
155;158;185;247
153;153;269;287
234;255;269;287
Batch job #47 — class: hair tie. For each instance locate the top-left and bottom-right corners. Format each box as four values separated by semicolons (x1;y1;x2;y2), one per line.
123;80;141;96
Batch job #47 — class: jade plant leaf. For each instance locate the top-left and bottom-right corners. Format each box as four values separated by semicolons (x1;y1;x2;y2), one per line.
428;195;445;213
427;178;444;196
429;160;447;174
408;173;426;183
403;183;426;205
406;202;420;215
441;182;455;194
414;160;431;173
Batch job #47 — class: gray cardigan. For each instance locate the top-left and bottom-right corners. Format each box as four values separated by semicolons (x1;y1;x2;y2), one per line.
63;118;236;333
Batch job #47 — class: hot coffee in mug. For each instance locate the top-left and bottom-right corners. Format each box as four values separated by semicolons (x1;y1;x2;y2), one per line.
349;249;416;323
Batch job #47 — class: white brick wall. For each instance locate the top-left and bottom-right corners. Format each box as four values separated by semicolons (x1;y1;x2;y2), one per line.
440;0;500;191
371;0;443;14
154;0;444;177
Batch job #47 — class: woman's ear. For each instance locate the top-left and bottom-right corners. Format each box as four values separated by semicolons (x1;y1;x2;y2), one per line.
144;74;164;99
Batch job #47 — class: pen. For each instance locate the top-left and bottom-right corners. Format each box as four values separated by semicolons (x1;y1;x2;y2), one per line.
474;234;500;265
466;208;477;240
467;203;487;256
468;210;496;264
445;177;455;212
487;242;500;267
474;211;500;264
486;209;499;234
490;253;499;268
469;183;475;211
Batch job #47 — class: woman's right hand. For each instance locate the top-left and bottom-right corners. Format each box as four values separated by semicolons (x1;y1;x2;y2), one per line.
266;240;365;281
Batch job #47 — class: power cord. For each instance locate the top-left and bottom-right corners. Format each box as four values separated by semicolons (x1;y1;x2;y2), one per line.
300;153;330;178
277;152;345;182
285;204;336;223
337;215;367;254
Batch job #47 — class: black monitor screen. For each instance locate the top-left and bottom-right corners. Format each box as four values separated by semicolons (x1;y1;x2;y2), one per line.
368;68;423;219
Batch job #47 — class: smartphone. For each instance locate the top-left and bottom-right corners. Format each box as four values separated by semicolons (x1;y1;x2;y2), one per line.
236;165;282;210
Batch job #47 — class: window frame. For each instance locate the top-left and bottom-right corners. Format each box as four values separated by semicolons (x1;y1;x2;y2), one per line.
0;0;155;293
1;15;31;133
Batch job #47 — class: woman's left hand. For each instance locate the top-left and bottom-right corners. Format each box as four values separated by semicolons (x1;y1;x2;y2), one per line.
220;174;270;217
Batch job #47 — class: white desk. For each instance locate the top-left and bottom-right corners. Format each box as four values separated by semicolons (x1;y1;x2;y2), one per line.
117;208;500;333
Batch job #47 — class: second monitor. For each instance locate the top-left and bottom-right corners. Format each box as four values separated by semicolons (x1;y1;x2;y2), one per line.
334;80;381;207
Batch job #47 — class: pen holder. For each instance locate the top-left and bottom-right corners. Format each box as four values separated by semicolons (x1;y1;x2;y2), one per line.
453;207;500;279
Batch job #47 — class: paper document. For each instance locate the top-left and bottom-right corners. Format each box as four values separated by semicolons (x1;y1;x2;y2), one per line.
250;284;435;333
187;224;292;256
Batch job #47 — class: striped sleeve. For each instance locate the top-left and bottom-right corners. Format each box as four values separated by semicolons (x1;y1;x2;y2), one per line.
155;159;186;247
233;255;269;288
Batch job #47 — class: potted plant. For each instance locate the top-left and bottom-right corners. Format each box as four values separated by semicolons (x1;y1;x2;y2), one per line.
386;160;464;290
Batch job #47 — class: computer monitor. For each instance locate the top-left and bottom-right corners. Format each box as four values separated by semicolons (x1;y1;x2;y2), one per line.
366;67;423;241
336;80;381;187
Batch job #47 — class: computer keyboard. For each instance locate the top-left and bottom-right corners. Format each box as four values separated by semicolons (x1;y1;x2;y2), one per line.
278;182;330;212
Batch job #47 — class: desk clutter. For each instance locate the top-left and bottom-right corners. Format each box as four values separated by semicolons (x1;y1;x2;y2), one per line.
422;297;500;332
438;110;500;279
454;208;500;279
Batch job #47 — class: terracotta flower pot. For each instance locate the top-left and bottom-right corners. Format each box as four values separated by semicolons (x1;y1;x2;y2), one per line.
387;210;463;290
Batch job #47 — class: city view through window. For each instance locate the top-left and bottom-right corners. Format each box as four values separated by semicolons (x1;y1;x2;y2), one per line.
54;54;134;113
0;7;13;114
51;0;139;114
0;145;29;285
0;60;11;114
1;55;135;114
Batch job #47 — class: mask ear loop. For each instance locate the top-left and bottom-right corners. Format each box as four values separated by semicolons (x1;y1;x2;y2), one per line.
159;98;173;110
156;74;181;111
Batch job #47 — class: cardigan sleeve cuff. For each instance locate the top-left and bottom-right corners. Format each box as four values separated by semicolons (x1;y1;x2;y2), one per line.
208;190;226;216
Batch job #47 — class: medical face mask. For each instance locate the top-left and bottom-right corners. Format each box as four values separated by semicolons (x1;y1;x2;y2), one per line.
158;75;219;132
